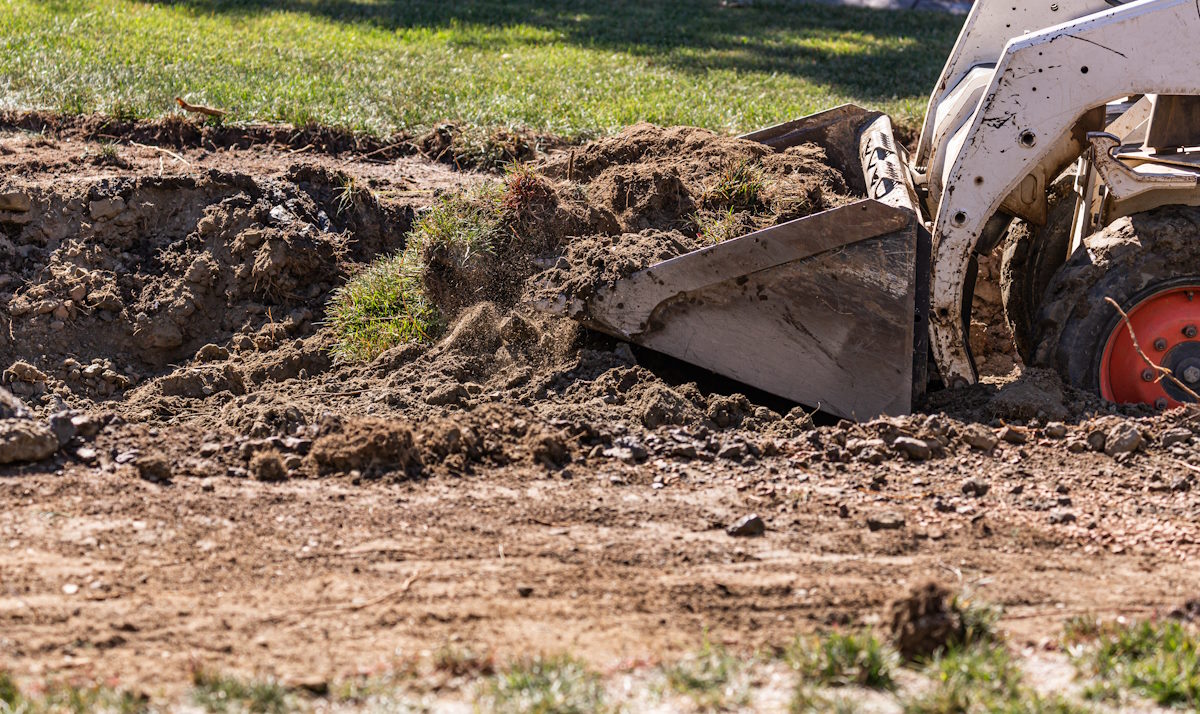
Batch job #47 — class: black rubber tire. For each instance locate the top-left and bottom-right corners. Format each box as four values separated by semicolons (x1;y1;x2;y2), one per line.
1000;173;1077;364
1031;205;1200;393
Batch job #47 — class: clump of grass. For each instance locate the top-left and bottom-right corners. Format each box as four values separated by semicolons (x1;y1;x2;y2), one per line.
785;630;897;690
190;669;289;713
702;159;767;213
694;207;746;245
327;183;504;360
1072;618;1200;708
332;174;366;217
663;637;747;711
480;655;606;714
327;251;439;361
407;184;505;276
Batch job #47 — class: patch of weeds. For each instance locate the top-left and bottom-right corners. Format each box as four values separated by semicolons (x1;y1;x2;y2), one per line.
904;643;1085;714
785;630;897;690
1072;619;1200;708
0;672;20;709
702;159;767;213
333;174;367;218
190;669;289;714
1061;615;1108;646
480;655;605;714
954;594;1000;648
0;672;148;714
663;637;747;711
327;251;438;361
789;688;861;714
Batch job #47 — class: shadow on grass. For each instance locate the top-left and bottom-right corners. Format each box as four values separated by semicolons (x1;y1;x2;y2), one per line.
131;0;963;102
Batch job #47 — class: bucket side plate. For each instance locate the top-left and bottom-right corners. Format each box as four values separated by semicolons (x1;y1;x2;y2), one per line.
586;202;918;420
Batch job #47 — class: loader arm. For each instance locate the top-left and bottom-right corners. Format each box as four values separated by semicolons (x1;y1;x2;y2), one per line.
915;0;1112;172
929;0;1200;386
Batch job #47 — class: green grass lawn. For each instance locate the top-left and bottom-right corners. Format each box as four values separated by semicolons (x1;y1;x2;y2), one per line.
0;0;962;139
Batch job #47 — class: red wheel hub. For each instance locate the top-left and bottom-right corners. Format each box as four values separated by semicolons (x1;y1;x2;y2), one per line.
1101;285;1200;407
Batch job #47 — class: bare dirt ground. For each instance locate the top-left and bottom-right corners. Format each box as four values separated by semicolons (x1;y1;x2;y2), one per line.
1;119;1199;706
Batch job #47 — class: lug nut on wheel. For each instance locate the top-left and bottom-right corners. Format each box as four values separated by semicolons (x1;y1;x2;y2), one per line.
1154;337;1168;351
1156;397;1169;409
1185;325;1198;338
1142;368;1156;381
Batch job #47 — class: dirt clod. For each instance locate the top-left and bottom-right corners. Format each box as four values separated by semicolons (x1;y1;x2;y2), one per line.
888;582;963;660
0;418;58;463
310;418;421;478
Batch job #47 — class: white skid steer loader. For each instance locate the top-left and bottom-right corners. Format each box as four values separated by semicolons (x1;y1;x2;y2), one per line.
555;0;1200;420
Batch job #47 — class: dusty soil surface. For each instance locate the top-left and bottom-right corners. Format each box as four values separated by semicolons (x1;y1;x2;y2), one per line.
1;119;1198;702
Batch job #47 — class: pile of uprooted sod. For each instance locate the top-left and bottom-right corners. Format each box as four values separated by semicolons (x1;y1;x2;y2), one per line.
329;122;855;360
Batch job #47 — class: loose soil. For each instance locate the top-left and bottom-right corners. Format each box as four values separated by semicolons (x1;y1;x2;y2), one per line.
1;119;1198;702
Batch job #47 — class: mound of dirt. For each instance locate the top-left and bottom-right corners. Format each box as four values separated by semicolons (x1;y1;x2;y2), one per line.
530;123;856;306
0;165;406;406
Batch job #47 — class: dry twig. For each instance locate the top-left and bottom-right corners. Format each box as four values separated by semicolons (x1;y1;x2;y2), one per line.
174;96;226;117
1105;296;1200;402
130;141;191;167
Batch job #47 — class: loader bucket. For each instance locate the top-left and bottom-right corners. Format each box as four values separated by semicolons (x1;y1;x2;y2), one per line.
555;104;928;420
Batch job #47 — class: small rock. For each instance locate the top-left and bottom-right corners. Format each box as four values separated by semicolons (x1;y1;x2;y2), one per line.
0;388;29;419
961;478;989;498
867;512;905;531
71;414;102;437
517;586;534;598
1066;439;1087;453
62;583;79;595
1044;422;1068;439
1086;430;1107;452
48;411;78;446
998;425;1027;444
1048;511;1077;525
717;442;747;462
1162;427;1194;447
133;455;173;484
1104;423;1142;456
0;419;59;463
726;513;765;537
959;424;998;451
893;436;931;461
75;446;98;462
